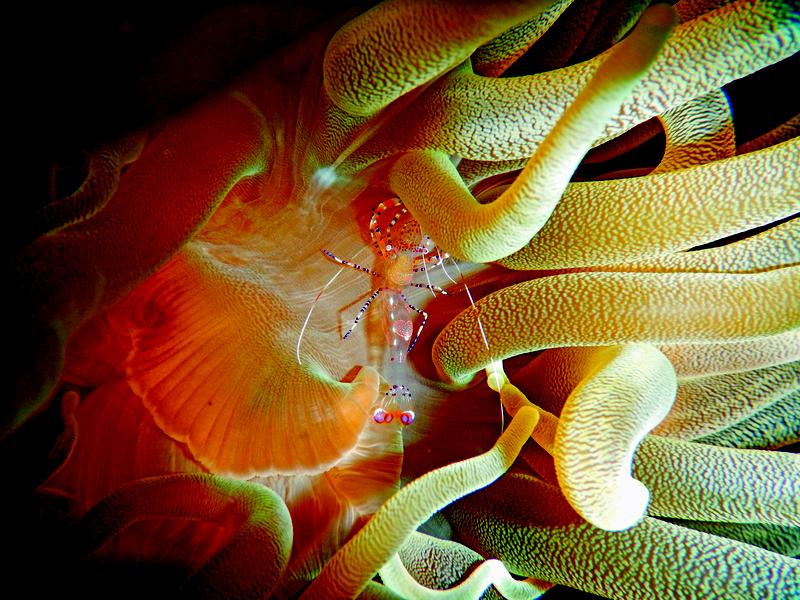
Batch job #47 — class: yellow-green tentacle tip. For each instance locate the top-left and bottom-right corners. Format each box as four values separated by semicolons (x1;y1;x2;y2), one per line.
300;406;540;599
554;345;677;531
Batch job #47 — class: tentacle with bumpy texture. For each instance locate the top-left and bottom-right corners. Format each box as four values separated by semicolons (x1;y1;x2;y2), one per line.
634;435;800;526
693;390;800;449
35;132;146;238
554;345;677;531
570;0;652;65
434;268;800;385
396;531;501;593
390;5;676;262
355;0;799;163
380;551;549;599
589;217;800;275
652;89;734;173
448;473;800;600
499;140;799;270
75;474;292;599
323;0;552;117
660;519;800;557
471;0;573;77
397;532;488;592
658;328;800;378
300;406;540;599
652;361;799;439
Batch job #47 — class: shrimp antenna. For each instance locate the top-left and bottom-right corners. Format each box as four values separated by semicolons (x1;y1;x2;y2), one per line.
446;258;503;433
449;261;490;352
296;246;369;365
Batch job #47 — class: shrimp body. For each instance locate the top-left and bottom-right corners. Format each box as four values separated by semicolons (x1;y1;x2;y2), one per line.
321;198;449;426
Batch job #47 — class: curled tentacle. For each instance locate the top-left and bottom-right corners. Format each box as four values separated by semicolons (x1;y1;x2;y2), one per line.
553;345;677;531
391;5;676;262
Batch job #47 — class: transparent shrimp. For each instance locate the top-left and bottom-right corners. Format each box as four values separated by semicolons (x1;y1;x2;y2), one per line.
319;197;450;426
304;197;496;430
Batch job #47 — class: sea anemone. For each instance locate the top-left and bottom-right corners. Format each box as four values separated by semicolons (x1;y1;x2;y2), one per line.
9;1;799;598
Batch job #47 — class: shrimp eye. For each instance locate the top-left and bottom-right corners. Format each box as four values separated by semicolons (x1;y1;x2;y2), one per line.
400;411;415;425
373;408;388;424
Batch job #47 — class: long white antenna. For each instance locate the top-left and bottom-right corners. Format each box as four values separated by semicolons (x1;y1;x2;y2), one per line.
296;247;369;365
447;258;502;432
451;261;490;352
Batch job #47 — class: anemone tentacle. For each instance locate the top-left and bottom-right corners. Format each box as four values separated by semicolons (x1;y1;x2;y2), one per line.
661;519;800;557
471;0;573;77
379;551;550;599
739;113;800;154
434;268;800;384
35;132;146;238
301;406;540;599
500;140;799;270
693;390;800;449
353;0;799;163
652;361;800;439
590;216;800;275
16;1;800;598
634;435;800;526
390;5;674;262
448;473;800;600
323;0;553;117
553;345;677;531
657;328;800;378
652;88;734;173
